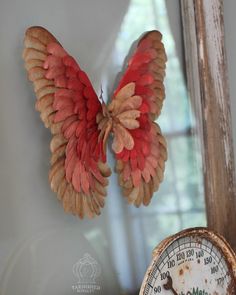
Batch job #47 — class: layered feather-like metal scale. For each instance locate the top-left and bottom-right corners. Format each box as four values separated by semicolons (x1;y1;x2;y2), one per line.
23;27;167;218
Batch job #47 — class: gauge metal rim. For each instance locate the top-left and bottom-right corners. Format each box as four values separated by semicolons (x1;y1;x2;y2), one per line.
139;227;236;294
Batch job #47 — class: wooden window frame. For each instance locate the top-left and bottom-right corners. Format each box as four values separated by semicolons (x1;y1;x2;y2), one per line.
181;0;236;251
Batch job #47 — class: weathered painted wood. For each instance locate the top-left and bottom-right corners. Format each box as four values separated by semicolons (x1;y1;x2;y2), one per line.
181;0;236;251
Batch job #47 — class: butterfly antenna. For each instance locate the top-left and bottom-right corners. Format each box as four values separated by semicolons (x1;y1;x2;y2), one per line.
99;85;104;103
99;85;108;116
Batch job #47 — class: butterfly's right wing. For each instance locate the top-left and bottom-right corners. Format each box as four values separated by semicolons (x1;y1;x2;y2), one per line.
23;27;111;218
110;31;167;206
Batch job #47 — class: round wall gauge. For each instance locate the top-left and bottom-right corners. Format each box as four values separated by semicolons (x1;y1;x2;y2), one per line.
140;227;236;294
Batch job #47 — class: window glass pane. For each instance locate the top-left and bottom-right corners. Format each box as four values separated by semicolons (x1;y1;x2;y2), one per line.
104;0;206;292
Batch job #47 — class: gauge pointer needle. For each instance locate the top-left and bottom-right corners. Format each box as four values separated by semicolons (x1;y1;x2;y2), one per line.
163;275;178;295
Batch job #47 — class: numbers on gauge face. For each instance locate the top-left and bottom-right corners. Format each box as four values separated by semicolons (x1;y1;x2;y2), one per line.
204;256;212;265
167;259;175;269
216;277;225;286
143;235;232;295
196;250;204;258
153;286;161;293
176;252;185;261
160;271;170;281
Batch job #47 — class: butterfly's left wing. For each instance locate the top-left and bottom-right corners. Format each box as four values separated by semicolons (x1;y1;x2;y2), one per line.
109;31;167;206
23;27;111;218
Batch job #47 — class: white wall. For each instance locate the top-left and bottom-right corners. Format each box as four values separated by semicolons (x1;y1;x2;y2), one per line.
224;1;236;165
0;1;129;294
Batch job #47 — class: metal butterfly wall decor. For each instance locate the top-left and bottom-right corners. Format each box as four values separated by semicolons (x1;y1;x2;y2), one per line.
23;26;167;218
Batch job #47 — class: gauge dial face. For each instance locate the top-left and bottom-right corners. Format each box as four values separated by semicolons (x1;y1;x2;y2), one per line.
140;228;236;295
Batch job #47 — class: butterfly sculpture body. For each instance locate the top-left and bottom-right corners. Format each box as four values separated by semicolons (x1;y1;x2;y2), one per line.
23;27;167;218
